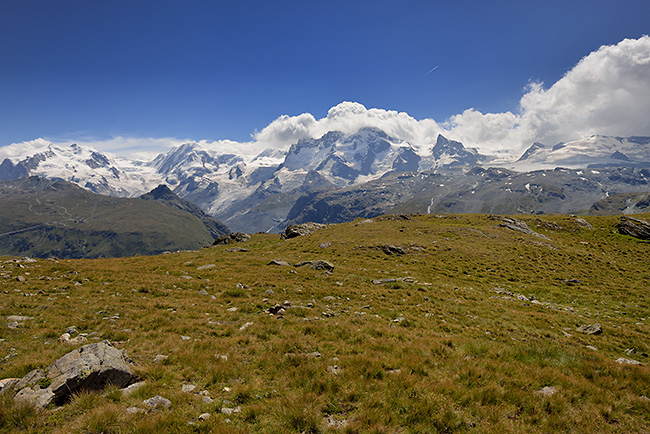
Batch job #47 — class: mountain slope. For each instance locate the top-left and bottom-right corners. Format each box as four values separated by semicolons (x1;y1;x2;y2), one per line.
0;177;227;258
283;167;650;226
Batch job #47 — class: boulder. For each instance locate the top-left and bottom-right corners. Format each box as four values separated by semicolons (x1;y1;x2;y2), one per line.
282;223;327;239
577;323;602;335
294;260;334;272
617;216;650;240
12;340;134;408
213;232;251;245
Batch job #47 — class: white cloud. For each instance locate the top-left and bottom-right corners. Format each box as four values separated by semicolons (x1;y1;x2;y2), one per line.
3;37;648;161
254;101;443;154
448;35;650;153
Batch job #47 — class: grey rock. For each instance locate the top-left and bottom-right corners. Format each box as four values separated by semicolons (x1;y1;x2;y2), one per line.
283;222;327;239
0;378;19;392
197;264;216;271
381;245;407;255
198;413;211;420
198;289;209;296
577;323;602;335
372;278;397;285
213;232;251;245
221;406;241;415
13;341;134;408
152;354;168;363
268;259;292;266
126;406;145;414
143;395;172;410
122;381;146;396
617;216;650;240
182;384;196;393
202;396;214;404
294;260;334;271
615;358;642;365
535;386;558;397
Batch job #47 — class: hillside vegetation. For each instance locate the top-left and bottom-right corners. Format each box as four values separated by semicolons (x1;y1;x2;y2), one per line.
1;213;649;433
0;177;227;258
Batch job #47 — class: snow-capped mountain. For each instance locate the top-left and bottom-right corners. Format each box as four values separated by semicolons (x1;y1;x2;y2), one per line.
513;135;650;170
2;130;650;233
0;141;161;196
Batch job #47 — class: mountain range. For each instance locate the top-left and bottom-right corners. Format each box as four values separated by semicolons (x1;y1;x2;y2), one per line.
1;129;650;234
0;177;229;258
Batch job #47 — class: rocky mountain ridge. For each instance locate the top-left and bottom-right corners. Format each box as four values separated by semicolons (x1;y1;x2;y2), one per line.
2;130;650;233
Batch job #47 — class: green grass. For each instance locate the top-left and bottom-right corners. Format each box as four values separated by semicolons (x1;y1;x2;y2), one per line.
0;213;649;433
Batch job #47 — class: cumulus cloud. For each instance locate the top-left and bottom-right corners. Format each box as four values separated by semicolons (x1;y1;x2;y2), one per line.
254;101;443;154
255;36;650;156
3;37;648;160
448;35;650;153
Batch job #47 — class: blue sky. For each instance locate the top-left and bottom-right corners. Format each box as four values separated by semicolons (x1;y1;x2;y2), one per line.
1;0;649;155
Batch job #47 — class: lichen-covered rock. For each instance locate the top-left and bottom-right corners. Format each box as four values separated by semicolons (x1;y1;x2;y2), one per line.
12;340;134;408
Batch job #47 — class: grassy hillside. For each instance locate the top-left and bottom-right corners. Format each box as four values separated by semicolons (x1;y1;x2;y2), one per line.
0;177;218;258
1;213;649;433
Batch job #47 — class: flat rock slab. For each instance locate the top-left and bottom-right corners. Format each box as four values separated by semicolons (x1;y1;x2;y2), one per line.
13;340;134;408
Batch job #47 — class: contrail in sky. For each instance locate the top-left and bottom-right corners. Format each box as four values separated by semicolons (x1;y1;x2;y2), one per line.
425;65;439;76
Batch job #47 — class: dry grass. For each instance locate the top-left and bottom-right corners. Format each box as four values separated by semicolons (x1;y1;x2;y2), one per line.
0;213;649;433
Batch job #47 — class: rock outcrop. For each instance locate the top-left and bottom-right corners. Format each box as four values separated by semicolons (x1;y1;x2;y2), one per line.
617;216;650;240
10;341;135;408
283;223;328;239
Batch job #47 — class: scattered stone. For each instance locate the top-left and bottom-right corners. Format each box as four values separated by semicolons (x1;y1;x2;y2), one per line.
202;396;214;404
324;415;349;428
294;260;335;272
13;341;135;409
586;345;598;351
239;322;254;331
381;245;407;255
225;247;249;252
226;307;237;312
16;276;26;282
387;369;402;375
376;214;412;221
268;259;292;266
283;223;327;239
122;381;146;396
625;348;637;355
153;354;168;363
221;406;241;415
181;335;191;340
616;216;650;240
319;242;332;248
535;386;558;397
182;384;196;393
327;365;341;375
126;406;145;414
573;218;593;229
197;264;216;271
577;323;602;335
498;217;550;240
198;413;211;421
213;232;251;245
143;395;172;410
7;322;19;329
198;289;209;296
615;358;642;366
372;278;397;285
7;315;32;322
64;326;78;334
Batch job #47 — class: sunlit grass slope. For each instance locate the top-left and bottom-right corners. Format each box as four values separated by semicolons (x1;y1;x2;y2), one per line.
1;213;649;433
